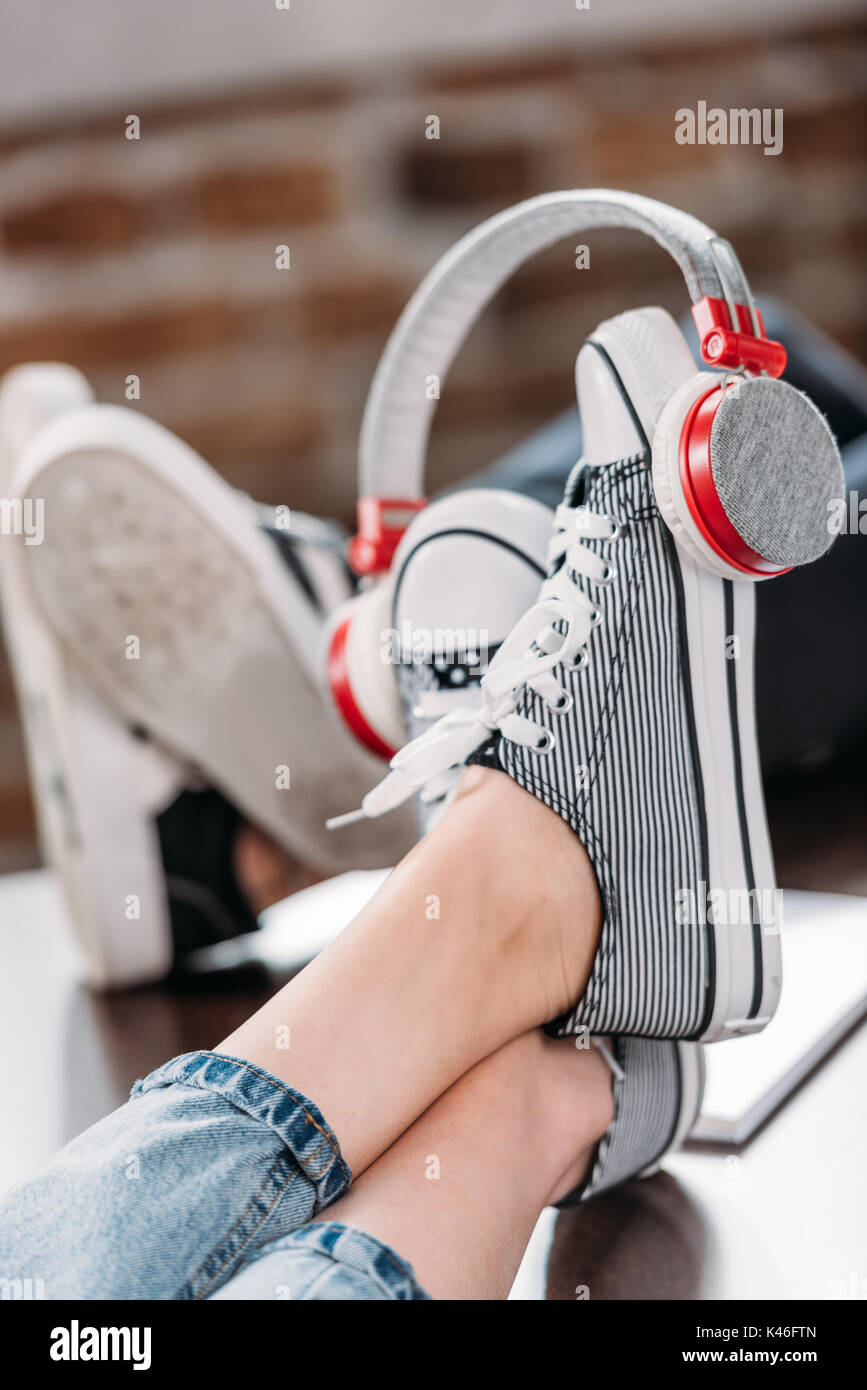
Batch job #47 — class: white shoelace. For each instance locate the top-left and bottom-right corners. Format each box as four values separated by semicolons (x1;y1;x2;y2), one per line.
327;501;620;829
593;1037;625;1082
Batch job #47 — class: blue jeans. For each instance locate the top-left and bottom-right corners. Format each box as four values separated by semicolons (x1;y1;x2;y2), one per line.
0;1051;430;1301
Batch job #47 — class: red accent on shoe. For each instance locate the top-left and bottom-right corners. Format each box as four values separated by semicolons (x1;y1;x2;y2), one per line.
327;614;397;761
692;298;787;378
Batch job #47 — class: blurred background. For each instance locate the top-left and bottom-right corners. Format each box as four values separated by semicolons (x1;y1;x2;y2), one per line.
0;0;865;868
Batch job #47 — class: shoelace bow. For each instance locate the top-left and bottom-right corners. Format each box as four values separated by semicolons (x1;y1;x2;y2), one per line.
327;502;620;829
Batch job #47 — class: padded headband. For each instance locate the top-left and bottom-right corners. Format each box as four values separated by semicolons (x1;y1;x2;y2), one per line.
352;189;785;573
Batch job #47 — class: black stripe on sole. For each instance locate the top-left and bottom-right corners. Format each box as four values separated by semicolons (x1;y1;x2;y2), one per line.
723;579;763;1019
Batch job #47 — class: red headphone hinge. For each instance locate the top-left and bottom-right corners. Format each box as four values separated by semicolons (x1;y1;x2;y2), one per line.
348;497;428;576
692;297;786;378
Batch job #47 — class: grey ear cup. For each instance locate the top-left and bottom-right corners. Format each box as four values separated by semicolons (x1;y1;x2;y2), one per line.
652;373;844;580
708;377;844;568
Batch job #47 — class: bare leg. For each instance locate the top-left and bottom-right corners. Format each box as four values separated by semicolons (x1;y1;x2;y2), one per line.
220;766;602;1177
233;821;322;914
314;1029;614;1300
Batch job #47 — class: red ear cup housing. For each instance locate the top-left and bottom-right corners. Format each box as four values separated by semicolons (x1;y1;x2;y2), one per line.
325;580;405;762
680;383;789;577
675;375;844;579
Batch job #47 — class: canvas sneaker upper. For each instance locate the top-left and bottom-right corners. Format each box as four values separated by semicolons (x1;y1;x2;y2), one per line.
334;310;787;1044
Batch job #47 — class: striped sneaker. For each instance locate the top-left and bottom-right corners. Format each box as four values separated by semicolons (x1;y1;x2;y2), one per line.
338;311;793;1043
566;1038;704;1204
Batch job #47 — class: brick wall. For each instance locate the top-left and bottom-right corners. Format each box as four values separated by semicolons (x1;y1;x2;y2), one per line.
1;16;865;865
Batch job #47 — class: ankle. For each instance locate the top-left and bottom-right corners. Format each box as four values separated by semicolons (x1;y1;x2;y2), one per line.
438;767;602;1026
540;1038;615;1206
486;1031;614;1210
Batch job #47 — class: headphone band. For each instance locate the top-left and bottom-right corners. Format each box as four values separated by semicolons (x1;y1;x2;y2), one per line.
351;189;785;574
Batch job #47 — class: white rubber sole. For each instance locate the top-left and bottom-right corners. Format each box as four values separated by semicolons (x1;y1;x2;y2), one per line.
657;485;780;1040
15;659;179;987
639;1040;705;1177
13;405;415;875
0;368;176;986
677;558;782;1040
587;311;782;1043
672;1039;705;1151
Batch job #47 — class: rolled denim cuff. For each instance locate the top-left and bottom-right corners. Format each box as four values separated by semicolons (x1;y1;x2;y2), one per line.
132;1050;351;1210
294;1222;431;1300
214;1221;432;1300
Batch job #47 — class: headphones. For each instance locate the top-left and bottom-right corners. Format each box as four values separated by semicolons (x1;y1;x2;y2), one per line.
327;188;842;757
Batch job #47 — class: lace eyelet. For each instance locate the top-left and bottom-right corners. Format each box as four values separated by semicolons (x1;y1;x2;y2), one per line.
606;520;623;541
533;730;556;754
566;649;589;673
589;607;602;628
597;563;618;586
546;690;573;715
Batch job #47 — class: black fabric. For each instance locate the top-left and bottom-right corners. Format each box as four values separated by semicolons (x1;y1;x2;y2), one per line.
156;788;260;957
467;736;502;772
260;521;355;612
260;527;324;612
